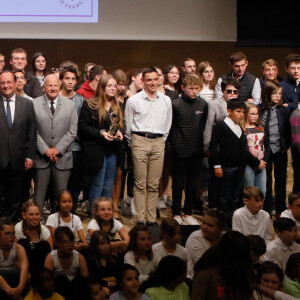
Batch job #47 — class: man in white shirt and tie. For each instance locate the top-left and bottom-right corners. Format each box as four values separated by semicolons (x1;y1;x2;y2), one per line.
32;74;78;212
0;70;36;221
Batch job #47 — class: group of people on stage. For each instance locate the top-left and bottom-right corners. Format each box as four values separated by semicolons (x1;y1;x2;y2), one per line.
0;47;300;299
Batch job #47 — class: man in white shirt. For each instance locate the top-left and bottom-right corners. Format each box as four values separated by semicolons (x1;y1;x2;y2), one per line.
125;67;172;225
32;74;78;212
0;71;36;221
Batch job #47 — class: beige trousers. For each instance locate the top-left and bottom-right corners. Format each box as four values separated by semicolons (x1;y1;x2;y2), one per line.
131;134;165;222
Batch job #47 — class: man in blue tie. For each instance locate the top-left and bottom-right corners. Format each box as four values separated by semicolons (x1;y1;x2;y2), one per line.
0;70;36;221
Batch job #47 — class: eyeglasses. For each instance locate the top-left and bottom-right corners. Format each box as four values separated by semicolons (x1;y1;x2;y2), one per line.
225;89;238;95
249;113;259;116
169;71;179;75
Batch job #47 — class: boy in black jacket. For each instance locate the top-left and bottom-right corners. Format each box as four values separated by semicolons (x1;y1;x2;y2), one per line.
209;100;266;227
170;75;208;225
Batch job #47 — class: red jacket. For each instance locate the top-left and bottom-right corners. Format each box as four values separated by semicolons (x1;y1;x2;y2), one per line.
77;81;95;99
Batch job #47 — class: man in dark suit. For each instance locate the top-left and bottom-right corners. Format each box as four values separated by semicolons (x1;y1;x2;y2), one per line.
33;74;78;211
0;70;36;221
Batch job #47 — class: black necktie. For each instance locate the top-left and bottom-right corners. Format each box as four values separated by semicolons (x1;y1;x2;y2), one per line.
50;101;55;115
6;99;12;128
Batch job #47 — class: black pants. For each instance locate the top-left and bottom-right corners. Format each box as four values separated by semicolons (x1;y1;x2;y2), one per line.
292;146;300;193
264;150;288;215
68;151;89;212
0;167;24;222
171;156;202;215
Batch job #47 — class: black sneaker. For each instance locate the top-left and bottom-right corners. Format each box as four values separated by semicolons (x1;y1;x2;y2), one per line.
146;221;158;226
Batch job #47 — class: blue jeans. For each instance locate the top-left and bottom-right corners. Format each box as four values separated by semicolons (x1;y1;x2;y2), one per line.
244;165;266;197
89;153;117;208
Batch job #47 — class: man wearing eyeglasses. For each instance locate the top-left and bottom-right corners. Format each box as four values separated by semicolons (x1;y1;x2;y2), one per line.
0;53;5;72
204;77;240;208
10;48;43;99
0;70;36;221
215;52;261;105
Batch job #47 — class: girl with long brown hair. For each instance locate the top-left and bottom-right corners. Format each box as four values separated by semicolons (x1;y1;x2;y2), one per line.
78;74;124;210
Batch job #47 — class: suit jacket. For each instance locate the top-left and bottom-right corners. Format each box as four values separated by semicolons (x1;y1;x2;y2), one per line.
0;94;36;171
33;95;78;170
203;97;228;153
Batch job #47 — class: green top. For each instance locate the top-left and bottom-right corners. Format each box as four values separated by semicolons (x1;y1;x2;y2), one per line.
282;275;300;298
145;282;190;300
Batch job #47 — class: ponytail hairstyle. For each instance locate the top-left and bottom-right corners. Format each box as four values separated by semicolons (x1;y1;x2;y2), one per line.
21;200;42;241
93;198;115;238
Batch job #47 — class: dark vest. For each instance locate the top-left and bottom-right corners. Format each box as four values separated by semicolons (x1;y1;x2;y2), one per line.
221;71;256;102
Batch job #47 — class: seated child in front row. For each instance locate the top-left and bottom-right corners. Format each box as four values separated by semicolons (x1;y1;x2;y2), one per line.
185;208;225;279
44;227;89;300
263;218;300;271
254;261;298;300
152;218;188;267
232;186;272;244
25;268;65;300
109;264;150;300
282;253;300;298
281;192;300;241
124;224;158;284
46;190;88;252
209;99;266;228
0;219;29;300
87;230;121;293
247;235;267;276
143;256;189;300
16;201;52;274
86;197;130;253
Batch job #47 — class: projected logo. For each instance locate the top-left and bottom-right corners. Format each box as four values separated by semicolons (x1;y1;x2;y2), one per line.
59;0;84;9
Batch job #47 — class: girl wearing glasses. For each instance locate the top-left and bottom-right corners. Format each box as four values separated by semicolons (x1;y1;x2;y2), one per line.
163;65;181;94
241;103;269;197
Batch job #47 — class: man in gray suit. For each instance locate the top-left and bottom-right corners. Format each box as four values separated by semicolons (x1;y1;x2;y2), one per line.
33;74;78;210
0;70;36;221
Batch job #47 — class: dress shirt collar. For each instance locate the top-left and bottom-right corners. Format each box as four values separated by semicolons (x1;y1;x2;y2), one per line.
141;89;159;101
298;103;300;110
3;94;16;102
244;205;259;219
225;116;239;126
275;236;294;251
46;95;58;104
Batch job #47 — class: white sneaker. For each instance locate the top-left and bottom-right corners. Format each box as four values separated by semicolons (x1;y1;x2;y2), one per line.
42;201;51;215
81;200;90;214
157;197;167;210
182;215;199;225
130;197;136;216
163;195;172;207
174;215;183;225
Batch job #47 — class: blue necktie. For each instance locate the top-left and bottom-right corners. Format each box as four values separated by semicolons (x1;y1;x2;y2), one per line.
6;99;12;128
